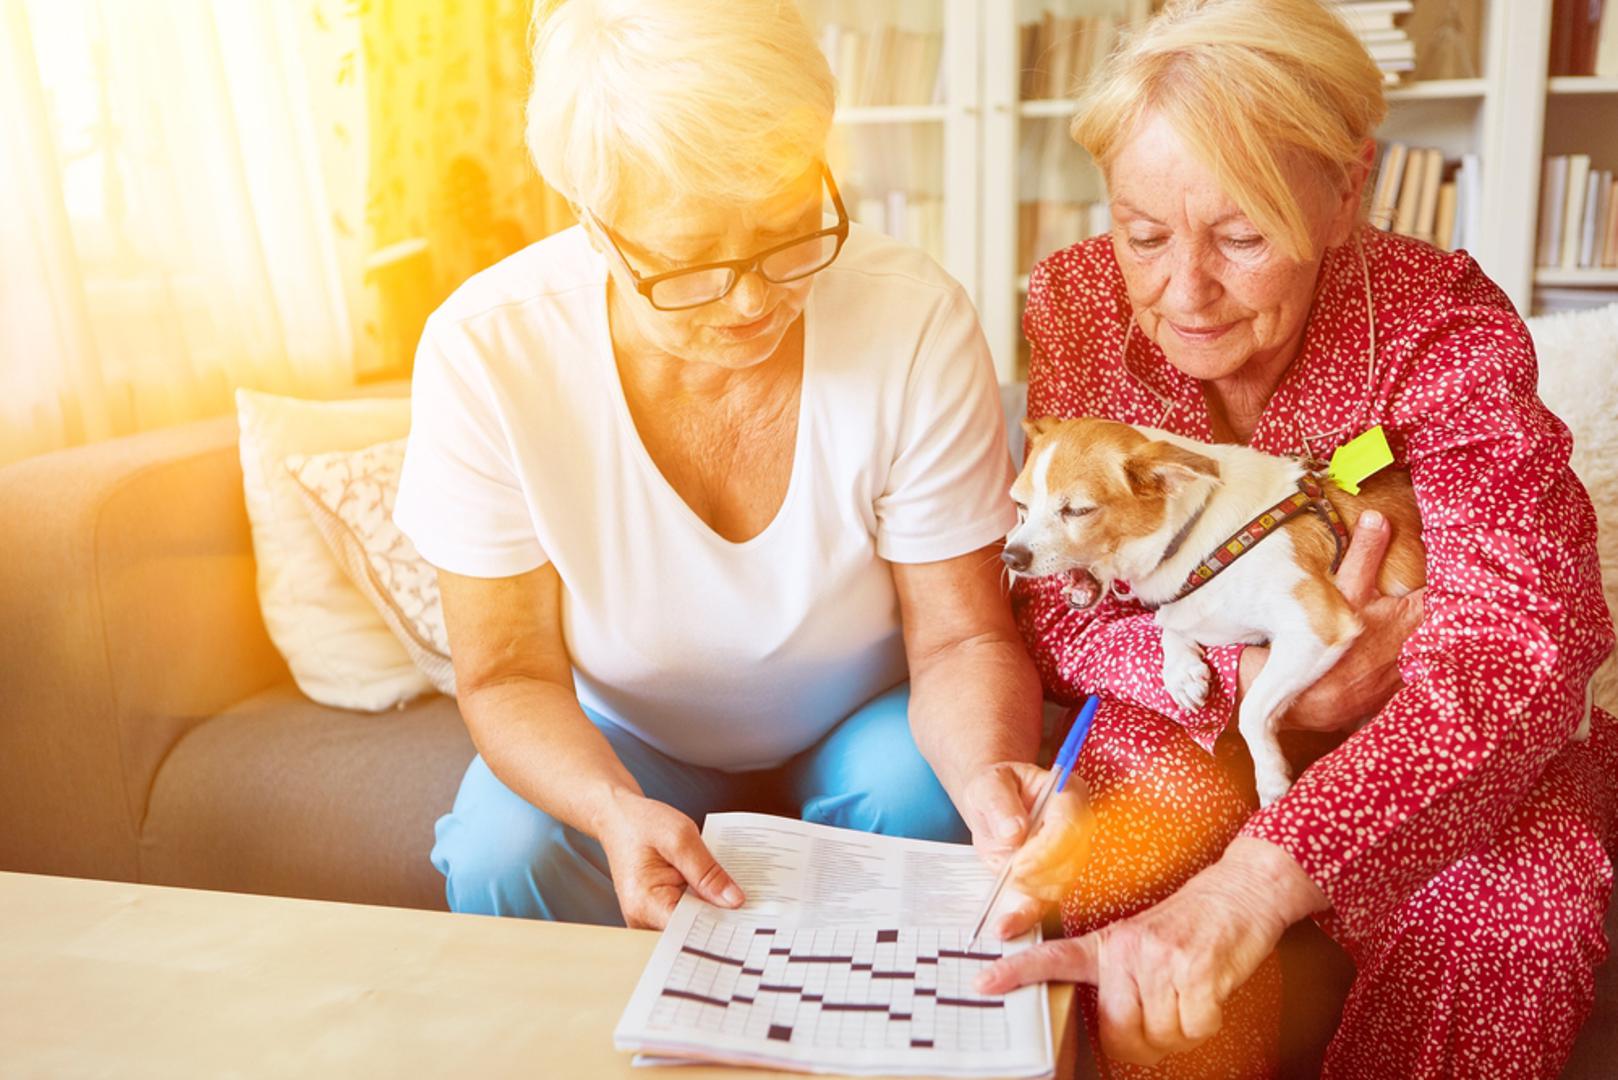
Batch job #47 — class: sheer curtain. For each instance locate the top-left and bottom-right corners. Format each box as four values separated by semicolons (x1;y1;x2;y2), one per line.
0;0;357;467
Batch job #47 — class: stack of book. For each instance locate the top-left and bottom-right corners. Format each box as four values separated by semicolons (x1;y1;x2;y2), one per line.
819;23;944;108
1537;156;1618;270
1549;0;1618;76
1330;1;1416;84
1369;142;1480;252
1019;13;1123;100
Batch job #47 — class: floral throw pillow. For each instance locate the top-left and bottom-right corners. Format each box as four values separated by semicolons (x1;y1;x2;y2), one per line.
285;438;456;697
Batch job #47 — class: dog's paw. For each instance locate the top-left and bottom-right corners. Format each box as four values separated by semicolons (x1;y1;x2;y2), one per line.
1162;648;1211;712
1574;711;1592;741
1255;771;1293;808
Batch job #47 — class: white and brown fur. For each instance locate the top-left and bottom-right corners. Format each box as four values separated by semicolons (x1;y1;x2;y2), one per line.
1003;416;1432;806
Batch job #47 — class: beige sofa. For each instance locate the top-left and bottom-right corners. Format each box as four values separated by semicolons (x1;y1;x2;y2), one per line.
0;412;469;911
2;319;1615;1073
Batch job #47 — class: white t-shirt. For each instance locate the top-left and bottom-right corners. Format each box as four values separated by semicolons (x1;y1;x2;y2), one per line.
394;224;1015;770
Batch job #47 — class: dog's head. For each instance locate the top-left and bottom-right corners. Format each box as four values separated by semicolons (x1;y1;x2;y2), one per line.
1003;416;1220;609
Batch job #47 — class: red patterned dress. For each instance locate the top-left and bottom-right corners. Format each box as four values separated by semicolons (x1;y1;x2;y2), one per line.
1017;226;1617;1078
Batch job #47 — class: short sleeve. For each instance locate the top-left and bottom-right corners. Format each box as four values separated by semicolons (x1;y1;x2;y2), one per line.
393;318;547;578
873;286;1018;563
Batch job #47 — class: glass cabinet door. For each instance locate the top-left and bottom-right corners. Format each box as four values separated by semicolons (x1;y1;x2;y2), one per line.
984;0;1157;380
799;0;979;310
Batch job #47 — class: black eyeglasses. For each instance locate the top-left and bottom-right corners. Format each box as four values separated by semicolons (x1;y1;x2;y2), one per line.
585;165;850;312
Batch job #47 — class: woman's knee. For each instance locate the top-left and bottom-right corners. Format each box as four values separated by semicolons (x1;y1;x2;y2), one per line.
799;688;967;843
1061;702;1253;932
431;758;615;921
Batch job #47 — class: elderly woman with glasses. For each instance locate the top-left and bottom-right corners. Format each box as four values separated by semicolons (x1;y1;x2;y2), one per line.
392;0;1046;930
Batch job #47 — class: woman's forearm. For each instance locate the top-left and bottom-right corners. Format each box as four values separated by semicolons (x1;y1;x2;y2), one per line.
909;634;1043;805
1217;835;1330;930
459;678;642;838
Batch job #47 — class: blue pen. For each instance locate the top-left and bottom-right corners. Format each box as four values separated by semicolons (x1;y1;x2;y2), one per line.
966;694;1100;951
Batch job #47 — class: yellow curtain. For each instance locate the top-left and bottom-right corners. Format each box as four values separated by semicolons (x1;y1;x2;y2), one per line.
0;0;358;467
0;0;571;466
359;0;573;373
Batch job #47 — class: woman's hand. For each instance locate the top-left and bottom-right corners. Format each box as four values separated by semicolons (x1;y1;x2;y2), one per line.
594;791;744;930
963;762;1091;937
976;837;1326;1067
1240;510;1426;733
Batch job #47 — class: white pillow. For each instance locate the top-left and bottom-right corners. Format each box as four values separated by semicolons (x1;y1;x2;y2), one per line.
236;389;431;710
1528;303;1618;716
286;438;456;697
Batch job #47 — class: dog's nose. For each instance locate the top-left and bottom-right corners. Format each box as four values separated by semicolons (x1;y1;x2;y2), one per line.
1001;545;1032;573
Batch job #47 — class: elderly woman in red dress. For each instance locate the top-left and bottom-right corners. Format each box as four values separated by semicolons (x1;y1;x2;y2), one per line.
973;1;1618;1077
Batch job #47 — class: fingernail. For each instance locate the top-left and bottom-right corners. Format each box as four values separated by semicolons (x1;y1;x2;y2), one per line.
996;817;1022;840
1360;510;1384;530
722;884;743;907
975;971;998;994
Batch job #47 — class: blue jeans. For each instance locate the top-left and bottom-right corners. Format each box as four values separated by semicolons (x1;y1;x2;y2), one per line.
430;683;966;924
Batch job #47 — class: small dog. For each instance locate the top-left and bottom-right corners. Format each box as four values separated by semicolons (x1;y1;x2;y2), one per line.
1003;416;1428;806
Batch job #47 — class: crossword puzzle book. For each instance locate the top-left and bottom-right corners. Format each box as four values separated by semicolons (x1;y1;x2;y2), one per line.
614;813;1053;1078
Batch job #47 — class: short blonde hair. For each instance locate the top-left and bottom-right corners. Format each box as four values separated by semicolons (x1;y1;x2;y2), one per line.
526;0;835;218
1072;0;1386;261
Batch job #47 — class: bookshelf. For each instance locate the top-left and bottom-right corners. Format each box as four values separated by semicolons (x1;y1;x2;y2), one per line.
802;0;979;298
804;1;1618;380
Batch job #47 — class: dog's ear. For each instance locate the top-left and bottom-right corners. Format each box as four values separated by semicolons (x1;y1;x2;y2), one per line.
1022;416;1063;446
1125;441;1220;496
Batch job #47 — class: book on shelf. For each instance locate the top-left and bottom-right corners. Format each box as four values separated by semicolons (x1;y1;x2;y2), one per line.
854;189;944;258
1434;181;1458;253
1539;155;1618;270
1561;154;1592;270
1370;141;1408;230
1600;1;1618;75
1330;0;1415;33
1330;0;1416;81
1455;153;1481;253
1019;201;1111;271
1413;148;1445;245
1365;39;1416;64
1539;156;1571;267
1392;147;1427;236
1606;176;1618;267
1369;141;1472;251
1020;13;1122;100
1550;0;1618;76
1579;169;1608;269
819;23;944;108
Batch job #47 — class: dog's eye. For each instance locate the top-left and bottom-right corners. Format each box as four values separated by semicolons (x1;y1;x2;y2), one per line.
1012;501;1027;518
1059;504;1094;520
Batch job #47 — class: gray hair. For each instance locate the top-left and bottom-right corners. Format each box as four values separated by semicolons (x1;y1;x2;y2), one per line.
526;0;836;219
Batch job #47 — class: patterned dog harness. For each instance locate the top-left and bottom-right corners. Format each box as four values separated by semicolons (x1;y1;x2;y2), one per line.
1173;473;1350;603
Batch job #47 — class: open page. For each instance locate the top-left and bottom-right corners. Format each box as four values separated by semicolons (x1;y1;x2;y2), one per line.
615;813;1053;1078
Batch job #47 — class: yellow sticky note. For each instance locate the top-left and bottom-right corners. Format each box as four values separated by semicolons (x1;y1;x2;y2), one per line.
1328;426;1393;495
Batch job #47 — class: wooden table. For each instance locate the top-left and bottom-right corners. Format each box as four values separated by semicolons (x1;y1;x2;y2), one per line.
0;872;1078;1078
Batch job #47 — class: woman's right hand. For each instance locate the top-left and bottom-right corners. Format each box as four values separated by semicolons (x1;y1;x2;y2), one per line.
986;763;1094;940
595;791;745;929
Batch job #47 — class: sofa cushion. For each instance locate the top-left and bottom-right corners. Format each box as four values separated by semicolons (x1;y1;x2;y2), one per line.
287;438;456;697
236;389;429;711
140;681;473;911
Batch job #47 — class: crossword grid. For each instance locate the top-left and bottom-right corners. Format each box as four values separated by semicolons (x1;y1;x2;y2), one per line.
646;913;1009;1053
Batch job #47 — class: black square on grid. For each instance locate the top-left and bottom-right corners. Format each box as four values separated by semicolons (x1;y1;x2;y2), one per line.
768;1024;792;1042
876;929;898;943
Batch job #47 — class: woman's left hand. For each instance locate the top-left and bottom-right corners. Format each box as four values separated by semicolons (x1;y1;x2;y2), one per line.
975;837;1326;1067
